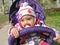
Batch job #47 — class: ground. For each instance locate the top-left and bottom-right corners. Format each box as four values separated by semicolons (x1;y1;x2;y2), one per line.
0;22;10;45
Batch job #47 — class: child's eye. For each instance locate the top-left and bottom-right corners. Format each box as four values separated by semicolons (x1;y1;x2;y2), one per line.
21;19;24;22
27;18;31;20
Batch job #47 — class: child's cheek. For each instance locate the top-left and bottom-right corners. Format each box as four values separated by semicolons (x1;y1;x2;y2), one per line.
19;21;24;28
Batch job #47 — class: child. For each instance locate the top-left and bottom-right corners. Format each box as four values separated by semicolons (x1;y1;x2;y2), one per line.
8;2;52;45
9;0;45;26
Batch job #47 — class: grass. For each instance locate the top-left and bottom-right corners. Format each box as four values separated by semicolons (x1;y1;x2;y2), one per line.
0;14;8;28
45;11;60;31
46;15;60;30
45;11;60;45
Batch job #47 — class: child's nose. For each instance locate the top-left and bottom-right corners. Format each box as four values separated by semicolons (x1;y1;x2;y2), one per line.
24;21;28;24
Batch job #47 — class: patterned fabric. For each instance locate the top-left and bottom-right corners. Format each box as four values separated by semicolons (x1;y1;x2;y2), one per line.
16;2;36;20
40;42;50;45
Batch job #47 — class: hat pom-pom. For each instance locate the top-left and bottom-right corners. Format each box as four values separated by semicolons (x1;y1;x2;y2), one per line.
20;2;28;7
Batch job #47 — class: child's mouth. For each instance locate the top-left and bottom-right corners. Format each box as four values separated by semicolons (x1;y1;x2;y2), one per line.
24;24;31;28
25;25;30;28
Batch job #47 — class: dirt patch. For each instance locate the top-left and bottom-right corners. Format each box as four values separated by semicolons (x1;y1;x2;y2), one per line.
53;8;60;12
45;8;60;12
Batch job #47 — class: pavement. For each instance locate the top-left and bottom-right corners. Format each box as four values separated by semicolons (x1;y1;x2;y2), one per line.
0;22;10;45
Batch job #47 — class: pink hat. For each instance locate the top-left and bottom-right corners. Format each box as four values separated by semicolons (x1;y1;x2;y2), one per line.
16;2;35;20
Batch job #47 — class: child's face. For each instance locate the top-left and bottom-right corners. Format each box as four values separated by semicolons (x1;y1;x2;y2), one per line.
20;15;36;28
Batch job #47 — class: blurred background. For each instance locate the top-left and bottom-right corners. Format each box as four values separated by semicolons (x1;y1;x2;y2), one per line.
0;0;60;45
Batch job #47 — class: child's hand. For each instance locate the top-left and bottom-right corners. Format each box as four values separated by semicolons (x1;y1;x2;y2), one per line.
10;27;19;38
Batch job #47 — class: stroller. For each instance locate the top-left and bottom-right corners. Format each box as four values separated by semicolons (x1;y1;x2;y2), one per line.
8;26;55;45
8;0;55;45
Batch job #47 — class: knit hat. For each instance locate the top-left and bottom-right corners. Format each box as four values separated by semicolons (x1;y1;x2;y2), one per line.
16;2;36;20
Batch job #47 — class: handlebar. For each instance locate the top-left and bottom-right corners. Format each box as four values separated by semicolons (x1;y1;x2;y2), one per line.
20;26;55;37
20;26;55;44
